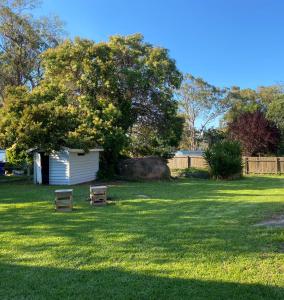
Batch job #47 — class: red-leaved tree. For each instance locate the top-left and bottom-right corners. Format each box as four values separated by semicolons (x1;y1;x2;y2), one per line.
228;111;280;156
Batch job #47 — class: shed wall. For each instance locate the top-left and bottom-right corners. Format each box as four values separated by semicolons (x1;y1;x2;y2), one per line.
49;152;70;185
69;151;99;185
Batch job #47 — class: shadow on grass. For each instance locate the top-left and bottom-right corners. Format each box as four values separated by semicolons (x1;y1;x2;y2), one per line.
0;263;283;300
0;198;283;259
0;176;283;261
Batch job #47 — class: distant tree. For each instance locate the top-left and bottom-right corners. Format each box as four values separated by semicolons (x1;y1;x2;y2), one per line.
0;0;64;100
228;111;280;156
202;128;227;148
223;87;260;122
177;74;227;150
267;97;284;132
224;85;284;122
267;97;284;155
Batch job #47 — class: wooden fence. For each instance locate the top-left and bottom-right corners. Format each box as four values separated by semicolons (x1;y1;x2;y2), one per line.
167;156;207;170
243;157;284;174
167;156;284;175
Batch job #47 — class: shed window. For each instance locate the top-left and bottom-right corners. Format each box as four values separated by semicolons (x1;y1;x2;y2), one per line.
77;153;85;156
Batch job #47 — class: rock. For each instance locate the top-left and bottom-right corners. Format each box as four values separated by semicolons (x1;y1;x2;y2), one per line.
118;157;171;180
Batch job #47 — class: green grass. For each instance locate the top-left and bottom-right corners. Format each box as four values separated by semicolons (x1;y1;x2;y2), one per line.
0;176;284;299
0;175;28;183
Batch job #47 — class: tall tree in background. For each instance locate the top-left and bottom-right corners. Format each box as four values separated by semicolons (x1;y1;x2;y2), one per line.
228;111;280;156
267;96;284;154
177;74;227;150
0;0;64;100
267;96;284;132
224;85;284;122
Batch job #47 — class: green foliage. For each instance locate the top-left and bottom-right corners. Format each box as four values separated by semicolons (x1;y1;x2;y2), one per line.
0;34;182;177
0;0;64;100
202;128;227;148
5;145;31;170
40;35;182;175
127;115;184;158
267;97;284;132
223;87;262;122
223;85;284;123
203;140;243;179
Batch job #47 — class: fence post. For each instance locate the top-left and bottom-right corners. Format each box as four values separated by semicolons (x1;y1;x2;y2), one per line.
187;156;191;168
245;157;249;174
276;157;280;174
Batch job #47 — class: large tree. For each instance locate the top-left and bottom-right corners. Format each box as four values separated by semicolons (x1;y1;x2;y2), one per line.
0;0;64;100
177;74;227;149
0;34;182;176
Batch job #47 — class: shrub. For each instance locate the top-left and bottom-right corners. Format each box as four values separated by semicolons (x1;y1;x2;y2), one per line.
5;146;31;171
203;140;243;179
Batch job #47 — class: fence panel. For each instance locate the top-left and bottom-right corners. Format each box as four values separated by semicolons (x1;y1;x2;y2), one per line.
190;156;207;169
167;156;207;170
167;156;189;169
245;157;278;174
279;157;284;174
168;155;284;174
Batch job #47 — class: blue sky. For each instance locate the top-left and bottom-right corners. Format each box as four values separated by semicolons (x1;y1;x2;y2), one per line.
35;0;284;89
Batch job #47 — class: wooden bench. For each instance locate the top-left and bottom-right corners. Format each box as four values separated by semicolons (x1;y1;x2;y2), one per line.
55;189;73;212
90;186;107;206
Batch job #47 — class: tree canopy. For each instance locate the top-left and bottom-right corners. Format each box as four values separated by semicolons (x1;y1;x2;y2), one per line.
0;34;183;175
224;85;284;122
0;0;64;100
267;96;284;132
177;74;227;149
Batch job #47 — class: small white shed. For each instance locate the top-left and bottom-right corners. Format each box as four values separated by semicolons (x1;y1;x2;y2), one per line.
33;148;103;185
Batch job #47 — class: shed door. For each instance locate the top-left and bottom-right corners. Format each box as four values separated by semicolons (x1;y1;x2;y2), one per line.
34;153;42;184
40;153;50;185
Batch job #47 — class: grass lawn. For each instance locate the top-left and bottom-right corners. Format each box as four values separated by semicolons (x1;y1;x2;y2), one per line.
0;175;28;183
0;176;284;299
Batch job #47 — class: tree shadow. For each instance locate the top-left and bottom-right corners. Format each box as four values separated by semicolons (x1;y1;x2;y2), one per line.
0;198;283;261
0;263;283;299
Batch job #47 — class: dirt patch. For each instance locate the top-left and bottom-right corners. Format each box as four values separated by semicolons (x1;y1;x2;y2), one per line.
255;215;284;227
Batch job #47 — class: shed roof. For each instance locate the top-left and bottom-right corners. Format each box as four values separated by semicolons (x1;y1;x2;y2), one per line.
62;147;103;153
28;147;103;154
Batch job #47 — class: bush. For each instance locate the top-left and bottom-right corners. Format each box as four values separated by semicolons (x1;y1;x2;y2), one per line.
203;140;243;179
5;146;31;171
